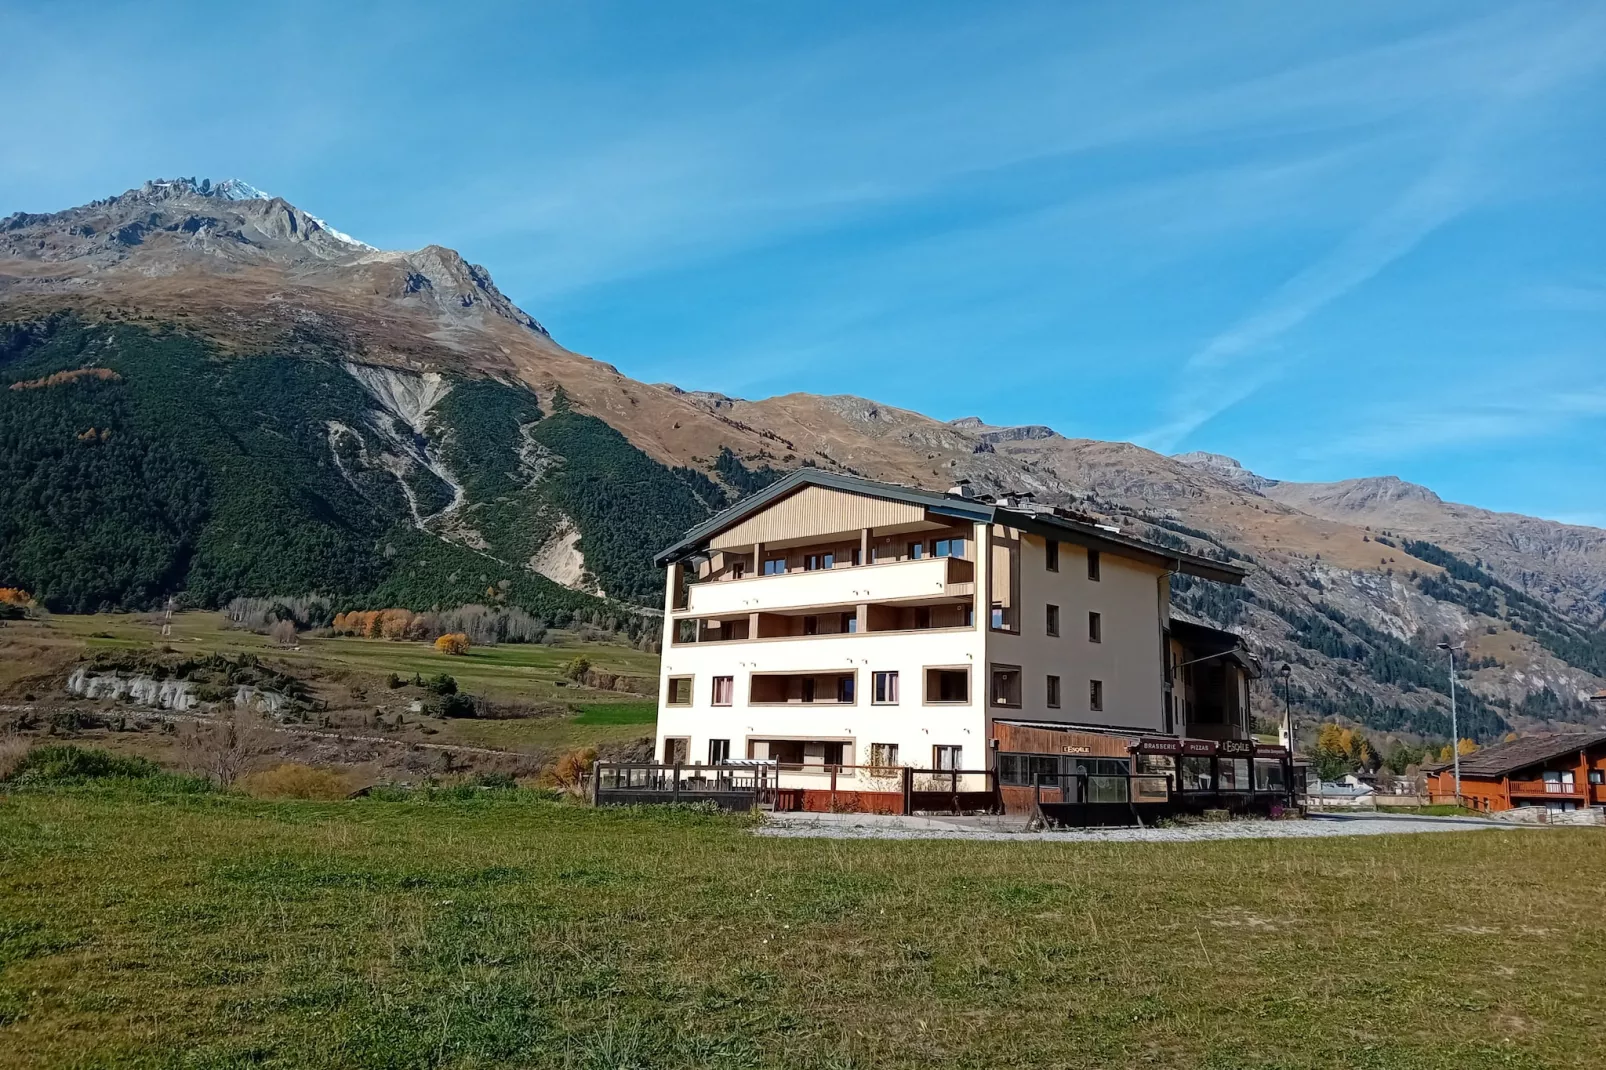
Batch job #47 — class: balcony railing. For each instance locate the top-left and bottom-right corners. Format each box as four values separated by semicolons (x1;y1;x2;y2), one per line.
1509;780;1582;796
685;555;973;616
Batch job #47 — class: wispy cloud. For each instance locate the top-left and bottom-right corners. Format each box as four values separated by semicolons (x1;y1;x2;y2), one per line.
1138;4;1606;452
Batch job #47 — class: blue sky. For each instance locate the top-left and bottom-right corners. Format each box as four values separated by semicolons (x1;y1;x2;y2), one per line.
3;1;1603;525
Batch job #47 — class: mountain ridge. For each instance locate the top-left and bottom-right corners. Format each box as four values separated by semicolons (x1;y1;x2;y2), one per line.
3;178;1603;745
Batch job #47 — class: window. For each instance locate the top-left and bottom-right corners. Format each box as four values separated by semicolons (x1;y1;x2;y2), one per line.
801;678;816;703
763;558;786;576
711;676;733;706
837;675;855;704
872;671;900;704
998;754;1059;786
926;667;969;703
666;677;692;705
675;618;698;643
991;605;1005;629
991;665;1022;707
1087;550;1101;581
934;537;965;558
1592;770;1605;785
805;552;834;571
906;541;924;560
1088;611;1102;643
731;562;745;580
1046;675;1061;708
664;737;690;764
1089;679;1104;712
841;612;858;634
707;738;731;764
962;605;974;627
1045;539;1059;571
933;745;962;770
850;548;862;566
1046;603;1060;637
803;615;818;635
914;607;931;629
870;743;900;768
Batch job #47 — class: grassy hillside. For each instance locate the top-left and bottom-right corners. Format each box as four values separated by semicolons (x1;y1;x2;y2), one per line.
0;783;1601;1068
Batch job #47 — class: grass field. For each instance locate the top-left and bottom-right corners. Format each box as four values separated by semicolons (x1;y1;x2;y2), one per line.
2;781;1602;1069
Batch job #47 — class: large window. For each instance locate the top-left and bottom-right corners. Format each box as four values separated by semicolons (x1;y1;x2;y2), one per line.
707;738;731;764
711;676;733;706
991;665;1022;708
763;558;786;576
933;745;962;770
666;677;692;705
1046;675;1061;708
1089;679;1104;712
925;667;970;704
805;552;834;571
934;537;966;558
872;671;900;704
1088;611;1102;643
998;754;1059;786
1046;604;1060;637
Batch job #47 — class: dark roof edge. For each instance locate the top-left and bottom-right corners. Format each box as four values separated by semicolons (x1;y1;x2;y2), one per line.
654;470;1249;585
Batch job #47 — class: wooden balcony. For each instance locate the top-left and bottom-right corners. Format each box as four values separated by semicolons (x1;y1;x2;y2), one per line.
1508;780;1584;798
684;554;974;616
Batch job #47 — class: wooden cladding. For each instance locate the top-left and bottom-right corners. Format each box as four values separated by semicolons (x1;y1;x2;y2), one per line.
709;486;927;550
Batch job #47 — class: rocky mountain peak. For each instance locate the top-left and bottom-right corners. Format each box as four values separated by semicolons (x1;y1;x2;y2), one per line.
1172;451;1280;493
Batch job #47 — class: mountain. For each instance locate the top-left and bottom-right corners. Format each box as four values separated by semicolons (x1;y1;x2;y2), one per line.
4;178;1604;744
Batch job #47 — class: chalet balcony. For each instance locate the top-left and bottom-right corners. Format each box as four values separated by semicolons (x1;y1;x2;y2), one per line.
684;554;974;617
1509;780;1584;798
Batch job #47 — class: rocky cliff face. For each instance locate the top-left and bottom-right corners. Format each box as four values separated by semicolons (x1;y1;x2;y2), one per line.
4;178;1603;744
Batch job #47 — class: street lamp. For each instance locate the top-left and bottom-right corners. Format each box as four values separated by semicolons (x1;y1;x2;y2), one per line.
1437;642;1461;802
1279;664;1293;750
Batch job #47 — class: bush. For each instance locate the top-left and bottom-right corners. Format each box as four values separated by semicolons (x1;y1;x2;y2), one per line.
563;655;591;681
425;673;458;695
434;632;471;656
238;763;352;800
4;744;162;783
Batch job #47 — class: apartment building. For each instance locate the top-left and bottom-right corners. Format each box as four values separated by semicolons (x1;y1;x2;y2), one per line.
652;471;1261;805
1428;730;1606;813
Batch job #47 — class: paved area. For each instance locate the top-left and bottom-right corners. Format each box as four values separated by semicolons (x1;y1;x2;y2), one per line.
754;810;1522;842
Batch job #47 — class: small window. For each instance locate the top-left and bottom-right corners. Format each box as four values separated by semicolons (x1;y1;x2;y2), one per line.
991;605;1004;629
850;548;863;566
802;678;816;703
803;615;818;636
962;605;975;627
1087;550;1101;581
711;676;733;706
1591;770;1605;785
1046;604;1060;637
991;665;1022;708
763;558;786;576
837;675;855;704
872;671;900;704
707;738;731;764
926;667;969;704
664;737;690;764
1088;611;1102;643
907;541;924;560
1047;675;1061;708
933;745;962;771
666;676;692;705
805;552;834;571
843;612;858;634
870;743;900;768
731;562;745;580
1045;539;1059;571
934;537;966;558
1089;679;1104;712
675;618;697;643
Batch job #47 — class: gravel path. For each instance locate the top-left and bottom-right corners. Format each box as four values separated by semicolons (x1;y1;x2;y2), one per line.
755;811;1521;843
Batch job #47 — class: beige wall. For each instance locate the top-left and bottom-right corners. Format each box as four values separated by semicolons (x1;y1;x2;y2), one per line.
709;485;926;549
984;529;1167;734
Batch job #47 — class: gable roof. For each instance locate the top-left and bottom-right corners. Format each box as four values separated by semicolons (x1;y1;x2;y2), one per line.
655;469;1249;584
1426;730;1606;778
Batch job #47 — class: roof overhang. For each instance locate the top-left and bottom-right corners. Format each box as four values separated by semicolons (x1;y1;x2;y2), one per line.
654;469;1249;586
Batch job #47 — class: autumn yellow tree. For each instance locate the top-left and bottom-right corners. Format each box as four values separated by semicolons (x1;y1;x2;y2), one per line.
434;632;470;655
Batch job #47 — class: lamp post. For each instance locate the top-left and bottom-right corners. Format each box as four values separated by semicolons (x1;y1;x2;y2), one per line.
1279;664;1293;750
1436;642;1461;802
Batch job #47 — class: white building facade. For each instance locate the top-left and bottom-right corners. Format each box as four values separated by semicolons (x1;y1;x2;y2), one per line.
653;471;1253;786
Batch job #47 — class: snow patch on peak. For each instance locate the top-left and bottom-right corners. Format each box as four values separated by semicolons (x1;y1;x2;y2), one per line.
211;178;272;202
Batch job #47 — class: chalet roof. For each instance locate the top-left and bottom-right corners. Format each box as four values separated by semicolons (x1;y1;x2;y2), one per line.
1168;616;1260;677
655;469;1249;584
1426;730;1606;778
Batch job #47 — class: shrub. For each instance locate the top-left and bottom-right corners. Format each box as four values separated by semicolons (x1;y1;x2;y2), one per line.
550;747;598;794
434;632;471;656
3;744;162;783
425;673;458;695
563;655;591;681
239;763;351;800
